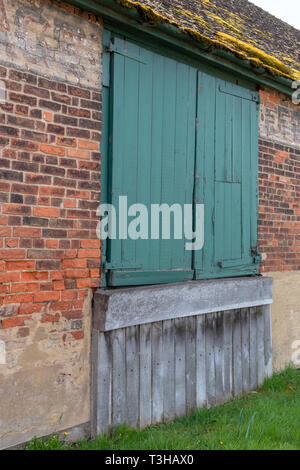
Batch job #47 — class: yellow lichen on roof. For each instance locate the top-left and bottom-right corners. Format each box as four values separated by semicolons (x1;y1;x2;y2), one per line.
116;0;176;25
116;0;298;81
292;69;300;80
216;33;291;76
173;7;210;30
204;11;243;35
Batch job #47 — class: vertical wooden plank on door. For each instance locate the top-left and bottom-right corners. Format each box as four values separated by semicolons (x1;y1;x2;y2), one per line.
186;316;196;413
263;305;272;378
223;310;233;400
126;326;140;427
175;317;186;416
231;183;242;261
112;328;126;425
159;57;176;270
233;94;242;184
136;46;152;268
250;96;260;251
206;313;216;407
257;306;265;386
100;31;111;282
109;51;125;267
232;309;243;396
151;321;164;424
241;308;250;393
173;62;196;270
149;52;164;271
224;93;233;182
249;307;258;390
139;324;152;428
196;315;207;408
241;99;251;260
215;312;225;404
95;332;112;435
215;81;226;183
194;72;216;275
215;183;226;264
163;319;175;422
121;53;140;267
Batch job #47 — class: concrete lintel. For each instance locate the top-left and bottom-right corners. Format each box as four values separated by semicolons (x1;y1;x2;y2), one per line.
93;276;273;332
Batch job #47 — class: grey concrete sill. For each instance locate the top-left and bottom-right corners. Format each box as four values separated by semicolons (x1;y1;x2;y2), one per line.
93;276;273;332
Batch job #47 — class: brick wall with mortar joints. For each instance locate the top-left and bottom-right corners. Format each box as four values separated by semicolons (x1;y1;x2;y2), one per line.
259;87;300;272
0;64;102;333
0;0;103;448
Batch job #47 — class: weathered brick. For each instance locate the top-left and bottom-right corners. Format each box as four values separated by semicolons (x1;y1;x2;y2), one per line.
5;293;33;304
78;249;100;258
14;227;42;238
39;99;61;111
2;204;31;216
9;92;37;106
0;316;30;329
68;86;90;99
11;139;39;152
34;291;60;302
0;125;19;137
57;137;76;147
7;115;35;129
25;174;51;185
41;313;60;323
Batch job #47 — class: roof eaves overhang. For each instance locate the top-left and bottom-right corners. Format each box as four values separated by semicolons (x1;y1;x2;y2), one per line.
66;0;295;97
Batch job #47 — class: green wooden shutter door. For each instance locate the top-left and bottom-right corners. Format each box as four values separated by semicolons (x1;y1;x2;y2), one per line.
194;74;260;279
105;36;197;286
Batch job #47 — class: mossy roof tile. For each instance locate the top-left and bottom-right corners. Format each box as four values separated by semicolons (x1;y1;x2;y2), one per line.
116;0;300;80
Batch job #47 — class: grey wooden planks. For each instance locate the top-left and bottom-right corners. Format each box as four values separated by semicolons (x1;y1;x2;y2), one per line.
206;313;216;407
96;332;112;434
186;316;197;413
233;309;243;396
151;321;164;423
126;326;140;427
175;317;186;416
263;305;272;378
139;323;152;428
196;315;207;408
93;306;272;434
112;328;126;425
163;319;175;421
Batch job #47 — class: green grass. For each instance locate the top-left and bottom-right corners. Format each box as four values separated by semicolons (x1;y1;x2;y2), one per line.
27;367;300;450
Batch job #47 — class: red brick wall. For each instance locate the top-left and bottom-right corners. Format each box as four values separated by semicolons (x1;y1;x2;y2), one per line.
258;88;300;272
0;66;101;333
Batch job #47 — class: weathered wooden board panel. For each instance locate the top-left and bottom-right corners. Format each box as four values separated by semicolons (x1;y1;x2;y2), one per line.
223;310;233;401
249;307;258;390
257;307;265;387
126;326;140;427
233;309;243;396
263;305;272;378
186;316;197;413
139;324;152;428
175;318;186;416
163;319;175;421
112;329;126;425
215;312;225;404
206;313;216;407
93;306;272;435
241;308;250;393
196;315;207;408
93;332;112;435
151;322;164;423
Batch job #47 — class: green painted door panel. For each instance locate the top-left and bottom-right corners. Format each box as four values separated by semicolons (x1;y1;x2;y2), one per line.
102;31;260;286
194;73;260;279
104;34;197;286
